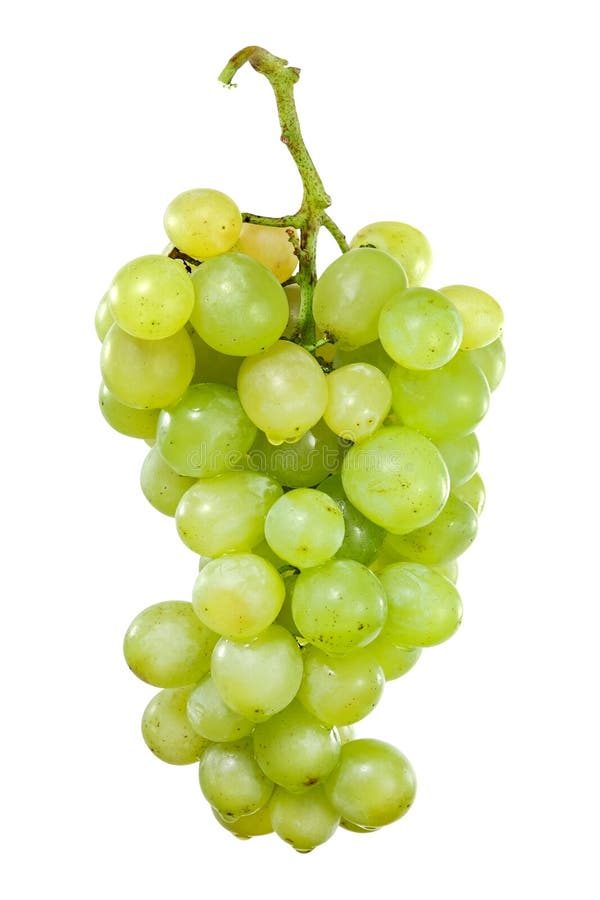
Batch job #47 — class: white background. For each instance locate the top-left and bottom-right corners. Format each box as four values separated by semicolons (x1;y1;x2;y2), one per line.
1;1;598;897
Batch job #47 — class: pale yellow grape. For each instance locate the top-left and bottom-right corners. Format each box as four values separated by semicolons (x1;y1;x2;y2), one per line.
123;600;217;688
270;785;339;852
100;323;194;409
192;553;285;641
324;363;392;442
235;222;298;282
108;255;195;340
175;471;282;556
283;283;301;338
186;675;254;742
341;426;450;535
252;700;341;792
140;445;197;516
141;686;210;765
264;488;345;569
164;188;242;259
336;726;356;744
439;284;504;350
211;625;303;723
98;383;159;439
238;341;328;444
212;804;273;838
432;558;459;583
366;634;421;681
95;293;114;340
188;328;242;388
386;493;477;564
378;287;463;370
378;562;462;647
466;338;506;391
199;739;274;820
297;646;385;726
324;738;416;828
454;472;486;515
349;221;432;286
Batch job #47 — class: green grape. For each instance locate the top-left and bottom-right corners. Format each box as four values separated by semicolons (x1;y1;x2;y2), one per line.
292;559;387;655
297;645;385;725
324;738;416;829
283;283;301;339
324;363;392;442
349;221;432;286
454;472;486;516
186;675;254;742
386;493;477;564
341;426;450;535
140;445;197;516
333;339;394;377
378;562;462;647
389;354;490;440
211;625;303;723
156;382;256;478
435;432;480;488
192;553;285;641
378;287;463;370
141;686;210;765
199;738;274;820
339;819;379;833
95;292;114;341
313;248;409;349
248;419;341;488
100;323;194;409
466;338;506;391
253;700;341;792
252;539;285;570
123;600;217;688
163;188;242;259
264;488;345;569
317;474;385;565
366;633;421;681
439;284;504;350
191;253;288;356
212;804;273;839
336;726;356;744
234;222;298;283
270;785;340;852
432;558;459;583
175;471;282;556
98;382;159;439
237;341;328;444
108;254;195;340
275;573;300;635
189;328;242;388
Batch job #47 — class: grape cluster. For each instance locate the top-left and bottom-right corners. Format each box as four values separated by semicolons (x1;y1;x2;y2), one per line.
96;184;505;851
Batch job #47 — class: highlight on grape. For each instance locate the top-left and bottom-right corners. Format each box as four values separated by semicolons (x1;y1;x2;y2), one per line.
97;46;505;853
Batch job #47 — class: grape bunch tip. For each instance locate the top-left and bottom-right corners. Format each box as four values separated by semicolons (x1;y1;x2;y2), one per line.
97;45;505;852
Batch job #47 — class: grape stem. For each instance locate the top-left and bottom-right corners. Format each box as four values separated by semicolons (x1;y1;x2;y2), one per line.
219;46;349;349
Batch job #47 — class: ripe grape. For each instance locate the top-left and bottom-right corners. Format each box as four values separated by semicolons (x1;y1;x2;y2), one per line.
163;188;242;259
349;221;432;286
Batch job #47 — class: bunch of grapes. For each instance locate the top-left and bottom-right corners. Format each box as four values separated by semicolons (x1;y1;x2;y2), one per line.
96;48;505;852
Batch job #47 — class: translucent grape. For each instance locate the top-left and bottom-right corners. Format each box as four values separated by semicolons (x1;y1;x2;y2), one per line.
292;559;387;654
270;785;339;851
378;562;463;646
389;354;490;440
454;472;486;515
163;188;241;259
248;419;341;489
432;558;459;583
324;738;416;828
349;221;432;286
188;327;242;388
439;284;504;350
186;675;254;742
199;738;273;820
313;248;409;349
140;445;197;516
212;804;273;838
191;253;288;356
95;293;114;340
234;222;298;282
108;254;194;340
175;471;282;556
156;382;256;478
100;323;194;409
366;634;421;681
98;382;159;439
192;553;285;641
123;600;217;688
264;488;345;569
333;339;394;376
318;473;385;565
297;645;385;725
141;686;210;765
275;573;300;635
435;432;480;488
283;283;301;339
466;338;506;391
324;363;392;442
253;700;341;792
211;625;303;723
341;426;450;534
378;287;463;370
386;493;477;564
237;341;328;444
